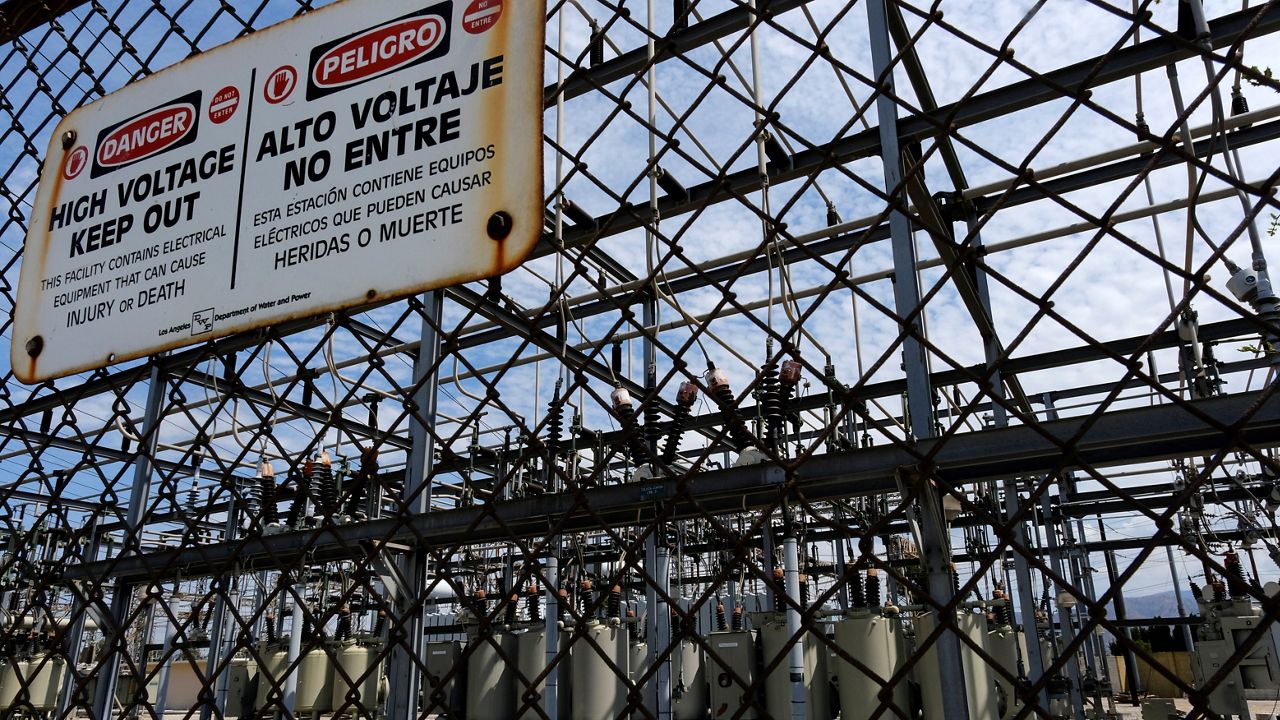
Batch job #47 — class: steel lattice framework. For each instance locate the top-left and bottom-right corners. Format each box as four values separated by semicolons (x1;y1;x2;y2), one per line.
0;1;1279;720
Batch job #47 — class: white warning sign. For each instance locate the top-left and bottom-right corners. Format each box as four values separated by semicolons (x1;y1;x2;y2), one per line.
12;0;545;383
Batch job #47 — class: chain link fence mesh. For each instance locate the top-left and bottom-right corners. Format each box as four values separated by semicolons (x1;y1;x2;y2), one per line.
1;0;1280;719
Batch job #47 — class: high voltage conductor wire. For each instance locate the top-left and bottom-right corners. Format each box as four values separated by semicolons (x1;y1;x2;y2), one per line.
1131;0;1180;317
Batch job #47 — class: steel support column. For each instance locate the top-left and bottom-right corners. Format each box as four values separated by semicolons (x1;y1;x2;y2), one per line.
1098;519;1141;706
544;554;561;720
866;0;967;715
92;362;167;720
1039;490;1087;720
967;204;1051;710
385;290;444;720
151;600;176;717
204;497;243;720
281;589;305;716
781;533;805;720
641;284;670;718
56;517;102;717
1060;504;1108;714
1040;398;1087;720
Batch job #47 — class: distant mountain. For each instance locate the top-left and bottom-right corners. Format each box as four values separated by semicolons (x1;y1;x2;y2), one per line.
1114;590;1198;622
1004;590;1199;629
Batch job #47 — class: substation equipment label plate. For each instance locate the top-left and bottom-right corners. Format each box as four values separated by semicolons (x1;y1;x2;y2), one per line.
13;0;543;383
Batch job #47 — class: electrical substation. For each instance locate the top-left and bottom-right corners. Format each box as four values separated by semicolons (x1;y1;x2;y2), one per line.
1;0;1280;718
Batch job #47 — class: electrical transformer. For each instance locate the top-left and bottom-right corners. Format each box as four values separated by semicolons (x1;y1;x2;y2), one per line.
706;630;760;720
835;611;910;720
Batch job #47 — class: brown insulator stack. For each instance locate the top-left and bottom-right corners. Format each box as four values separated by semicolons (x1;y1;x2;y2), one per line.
707;367;755;451
344;446;377;518
865;568;882;607
759;359;783;452
588;20;605;66
336;606;352;641
558;587;571;621
1224;551;1250;598
847;563;866;609
610;387;652;465
505;592;519;625
527;584;542;623
779;358;802;436
607;584;622;619
314;450;338;516
662;381;698;464
579;579;595;618
644;399;662;458
546;380;565;458
991;588;1012;626
259;462;279;524
286;464;309;527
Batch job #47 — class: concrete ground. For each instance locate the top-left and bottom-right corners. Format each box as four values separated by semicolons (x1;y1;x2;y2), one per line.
1108;697;1280;719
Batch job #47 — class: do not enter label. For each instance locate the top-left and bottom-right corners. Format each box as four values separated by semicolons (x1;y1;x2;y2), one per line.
463;0;503;34
208;86;240;124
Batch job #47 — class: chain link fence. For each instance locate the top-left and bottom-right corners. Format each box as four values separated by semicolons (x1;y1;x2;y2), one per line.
1;0;1280;719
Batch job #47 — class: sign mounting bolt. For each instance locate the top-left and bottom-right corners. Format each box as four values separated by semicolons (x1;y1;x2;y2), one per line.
61;130;76;149
487;211;512;241
25;336;43;358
